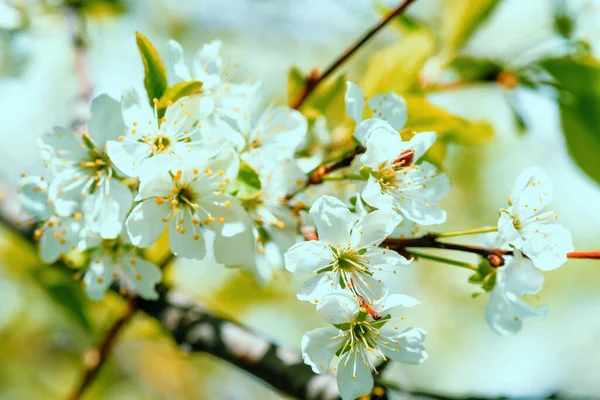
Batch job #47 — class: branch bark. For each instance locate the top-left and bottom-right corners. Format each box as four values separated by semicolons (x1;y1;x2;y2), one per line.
290;0;419;109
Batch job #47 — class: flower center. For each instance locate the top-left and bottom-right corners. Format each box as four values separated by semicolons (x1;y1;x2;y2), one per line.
151;135;171;154
336;250;364;272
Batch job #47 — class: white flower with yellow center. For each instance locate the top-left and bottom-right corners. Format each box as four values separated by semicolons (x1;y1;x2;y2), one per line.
213;158;306;284
284;195;409;304
79;232;161;301
106;88;208;179
302;292;427;400
360;123;450;225
498;167;573;270
38;94;133;239
17;175;83;263
125;150;240;259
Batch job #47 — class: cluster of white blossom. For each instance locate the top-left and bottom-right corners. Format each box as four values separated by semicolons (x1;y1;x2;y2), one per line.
15;36;575;399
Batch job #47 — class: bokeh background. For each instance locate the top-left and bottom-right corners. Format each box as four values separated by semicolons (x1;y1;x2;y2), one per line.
1;0;600;399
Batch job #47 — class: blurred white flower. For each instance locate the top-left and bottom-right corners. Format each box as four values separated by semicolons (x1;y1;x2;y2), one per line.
79;232;161;301
38;94;133;239
498;167;573;270
344;81;407;144
360;125;450;225
17;175;83;263
125;150;240;259
302;292;426;400
284;195;409;304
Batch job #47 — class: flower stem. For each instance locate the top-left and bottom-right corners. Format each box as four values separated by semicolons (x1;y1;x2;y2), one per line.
434;226;498;238
408;250;479;271
290;0;419;109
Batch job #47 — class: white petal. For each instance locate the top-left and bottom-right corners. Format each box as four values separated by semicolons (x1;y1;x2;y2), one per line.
254;106;307;154
352;274;388;303
499;255;544;295
309;196;354;248
17;176;52;220
350;209;402;248
89;94;126;145
392;162;450;225
498;211;523;248
106;140;151;178
168;212;206;259
86;180;132;239
125;200;170;247
354;118;392;147
361;176;394;212
121;254;162;300
365;247;412;273
121;87;156;129
296;273;338;304
38;127;87;163
511;167;552;211
136;170;174;200
83;255;115;301
345;81;364;124
301;327;345;374
368;92;407;131
407;131;437;162
284;241;334;274
376;293;420;314
485;289;548;336
337;351;373;400
191;40;223;89
360;124;404;169
317;292;359;325
478;232;507;249
167;39;192;82
39;217;82;263
523;225;573;271
379;327;428;364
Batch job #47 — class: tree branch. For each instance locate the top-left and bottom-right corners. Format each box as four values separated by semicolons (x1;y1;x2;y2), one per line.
290;0;419;109
66;296;138;400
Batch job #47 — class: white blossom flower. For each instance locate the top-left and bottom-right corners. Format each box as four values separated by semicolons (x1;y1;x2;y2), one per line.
284;195;410;304
79;232;161;301
235;84;307;170
302;292;427;400
38;94;133;239
360;124;450;225
212;158;305;284
106;88;208;179
486;251;548;335
167;39;257;133
345;81;408;144
498;167;573;270
17;175;83;263
125;150;240;259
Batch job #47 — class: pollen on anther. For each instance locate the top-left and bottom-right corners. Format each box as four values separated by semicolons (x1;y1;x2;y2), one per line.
136;273;142;280
119;136;125;141
219;217;225;224
194;234;200;240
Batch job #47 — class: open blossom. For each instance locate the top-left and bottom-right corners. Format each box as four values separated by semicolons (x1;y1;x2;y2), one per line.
345;81;407;144
302;292;427;400
212;158;306;284
106;88;207;179
360;123;450;225
167;39;256;131
498;167;573;270
38;94;133;239
79;231;161;301
479;232;548;335
125;150;240;259
17;175;83;263
284;195;409;304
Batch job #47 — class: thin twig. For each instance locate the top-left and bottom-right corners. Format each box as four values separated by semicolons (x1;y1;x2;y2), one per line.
66;296;138;400
290;0;419;109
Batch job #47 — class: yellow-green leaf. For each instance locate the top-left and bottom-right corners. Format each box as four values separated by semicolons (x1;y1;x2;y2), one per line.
287;66;305;106
403;96;494;166
135;31;168;107
360;28;436;97
441;0;501;52
158;81;203;108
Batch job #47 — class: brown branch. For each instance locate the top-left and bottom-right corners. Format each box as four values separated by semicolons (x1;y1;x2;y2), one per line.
66;296;138;400
567;251;600;260
290;0;419;109
286;146;365;200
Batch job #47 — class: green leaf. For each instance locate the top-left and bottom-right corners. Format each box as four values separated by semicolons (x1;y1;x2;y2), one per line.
442;0;501;51
287;66;305;106
542;56;600;184
448;56;503;82
238;160;261;190
156;80;203;119
135;31;168;107
33;268;90;330
158;81;203;108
